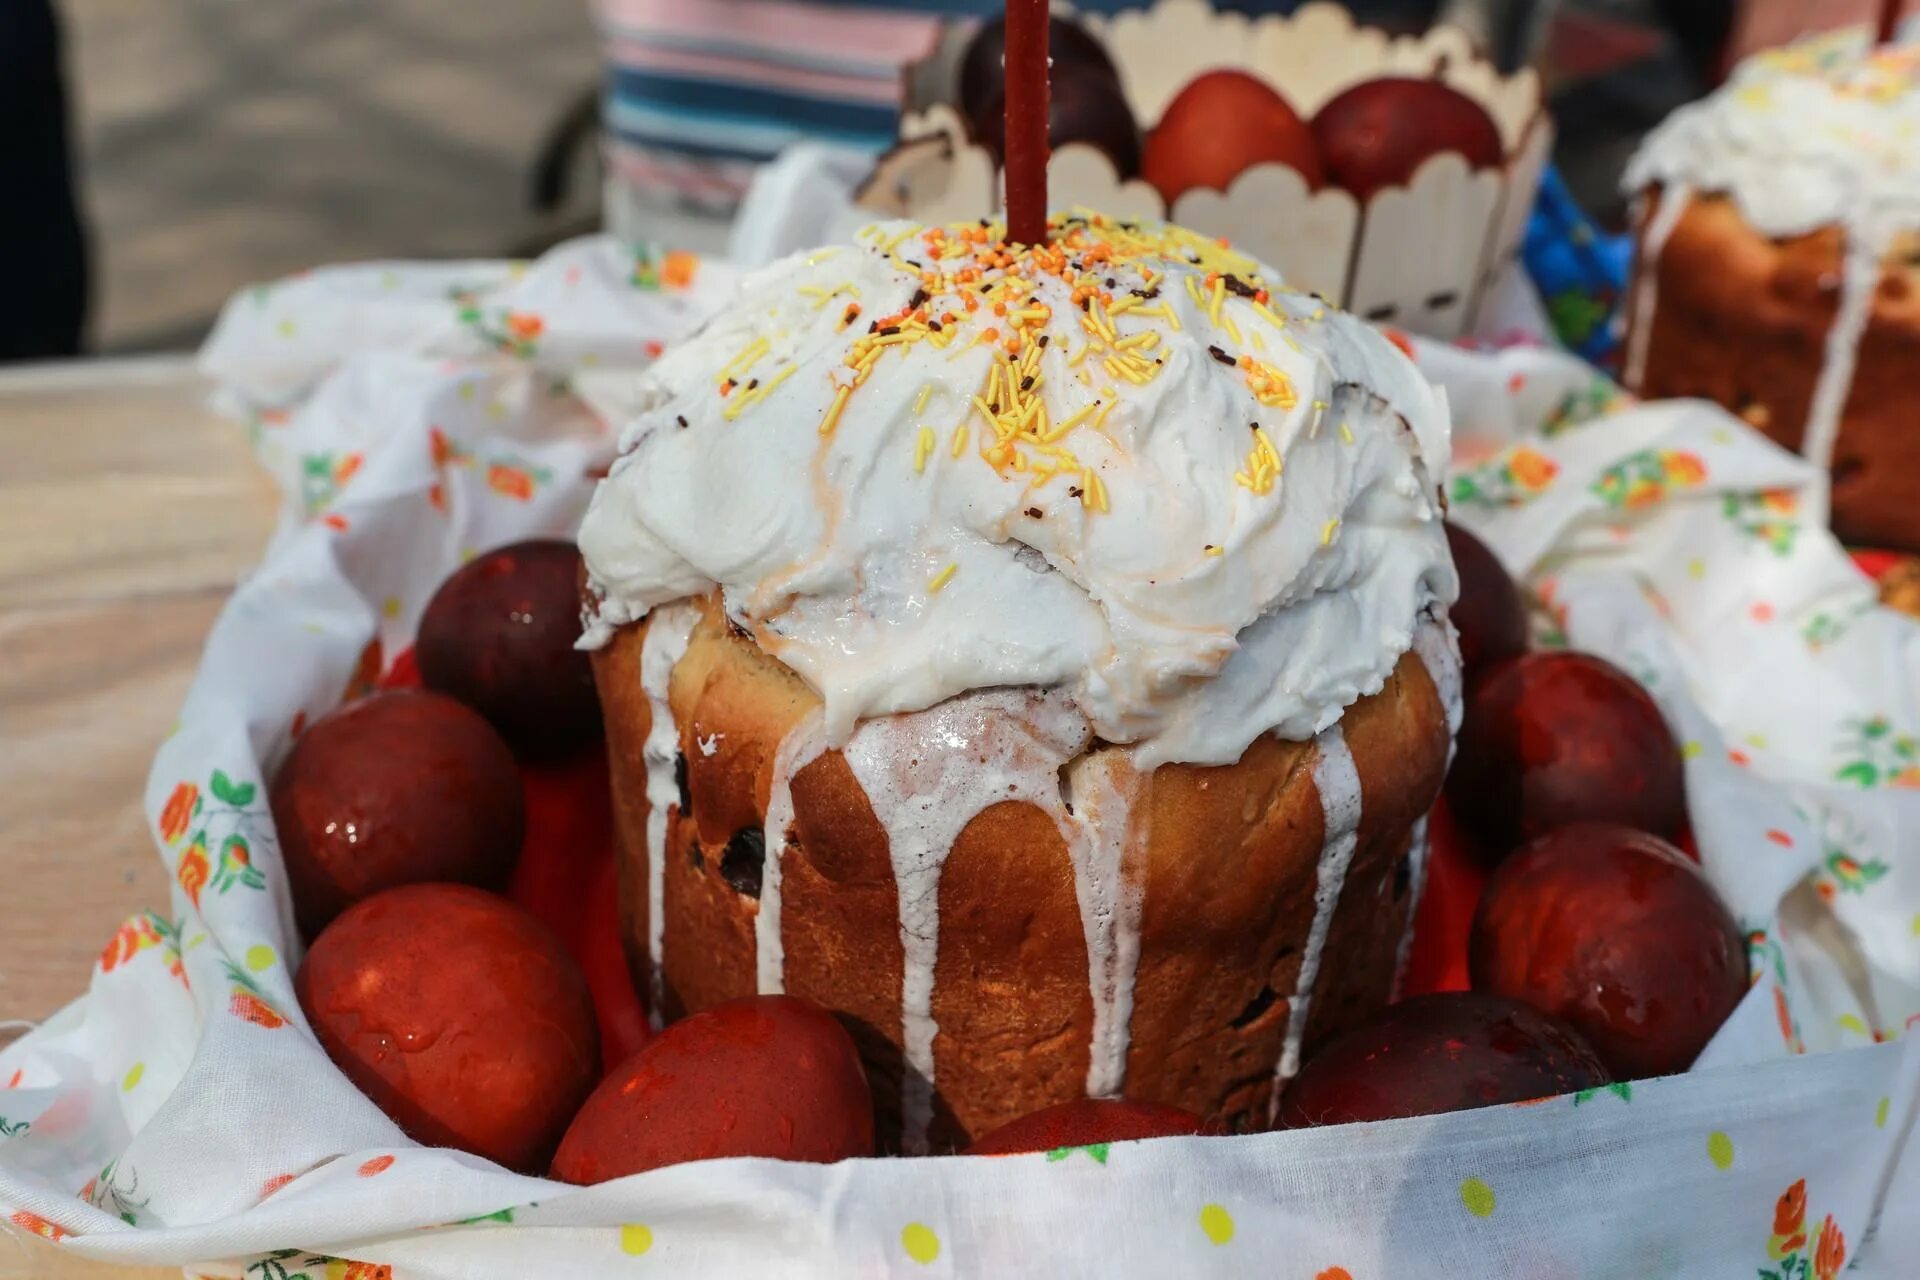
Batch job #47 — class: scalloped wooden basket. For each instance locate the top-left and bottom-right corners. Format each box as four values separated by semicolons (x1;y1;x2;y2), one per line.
858;0;1552;340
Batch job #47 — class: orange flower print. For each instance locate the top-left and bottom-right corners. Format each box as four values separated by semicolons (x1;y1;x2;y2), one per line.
1509;447;1558;492
260;1173;295;1199
487;464;535;501
1761;489;1798;515
1660;449;1707;487
159;782;198;845
333;452;363;487
1891;765;1920;788
505;311;544;341
1813;1214;1846;1280
9;1209;69;1242
226;963;285;1029
229;987;286;1029
177;842;210;907
1769;1178;1808;1258
660;250;699;290
342;1263;393;1280
99;915;159;973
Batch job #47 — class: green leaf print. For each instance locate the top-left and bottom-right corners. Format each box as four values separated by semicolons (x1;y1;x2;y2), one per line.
210;768;257;807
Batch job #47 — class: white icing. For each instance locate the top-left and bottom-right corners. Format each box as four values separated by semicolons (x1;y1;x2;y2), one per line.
1057;751;1147;1099
835;689;1092;1153
1270;723;1363;1116
754;711;827;997
579;215;1455;769
1393;610;1462;998
697;732;723;757
638;602;700;1029
752;687;1149;1146
1626;29;1920;245
1803;236;1886;469
1390;815;1432;1003
1625;29;1919;459
1623;184;1691;393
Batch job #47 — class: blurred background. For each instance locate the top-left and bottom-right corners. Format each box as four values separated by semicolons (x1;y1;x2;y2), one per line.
9;0;1895;358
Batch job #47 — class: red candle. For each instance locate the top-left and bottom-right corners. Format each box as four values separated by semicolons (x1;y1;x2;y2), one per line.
1881;0;1905;45
1002;0;1050;245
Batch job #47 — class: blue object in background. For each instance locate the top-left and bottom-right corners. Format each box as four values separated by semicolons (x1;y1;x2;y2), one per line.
1522;162;1633;368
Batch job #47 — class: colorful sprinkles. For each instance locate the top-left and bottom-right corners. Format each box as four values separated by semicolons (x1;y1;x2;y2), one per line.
702;211;1347;545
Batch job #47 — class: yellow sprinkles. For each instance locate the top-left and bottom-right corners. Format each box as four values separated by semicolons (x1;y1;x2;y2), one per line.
704;211;1334;521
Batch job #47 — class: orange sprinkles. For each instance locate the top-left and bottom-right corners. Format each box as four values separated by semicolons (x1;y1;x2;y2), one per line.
740;212;1315;522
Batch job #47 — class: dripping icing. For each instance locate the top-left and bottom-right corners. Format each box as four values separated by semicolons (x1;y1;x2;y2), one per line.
1801;229;1890;470
637;602;700;1029
754;712;827;997
1624;184;1691;392
755;688;1140;1151
1391;815;1432;1002
836;689;1092;1153
1057;751;1147;1099
1271;723;1364;1117
1395;610;1463;997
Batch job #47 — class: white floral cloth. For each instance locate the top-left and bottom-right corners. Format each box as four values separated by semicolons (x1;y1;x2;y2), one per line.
0;237;1914;1280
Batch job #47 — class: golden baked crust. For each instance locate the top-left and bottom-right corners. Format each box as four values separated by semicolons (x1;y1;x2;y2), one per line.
594;596;1450;1147
1626;188;1920;549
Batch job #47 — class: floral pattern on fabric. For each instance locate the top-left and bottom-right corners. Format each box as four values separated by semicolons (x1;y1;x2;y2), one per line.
98;912;186;985
162;770;271;910
1757;1178;1847;1280
1832;717;1920;789
1723;490;1802;556
1589;448;1707;509
1450;446;1560;508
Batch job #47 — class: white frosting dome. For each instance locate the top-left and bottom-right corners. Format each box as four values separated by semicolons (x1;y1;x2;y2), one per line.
579;213;1455;768
1625;27;1920;242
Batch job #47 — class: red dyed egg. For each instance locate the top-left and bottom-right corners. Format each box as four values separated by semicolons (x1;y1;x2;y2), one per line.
1445;521;1528;684
1142;70;1324;204
1274;991;1609;1128
550;995;873;1182
1311;77;1504;201
1446;650;1685;862
272;690;524;935
416;539;600;760
297;883;599;1172
1470;822;1746;1079
965;1098;1208;1154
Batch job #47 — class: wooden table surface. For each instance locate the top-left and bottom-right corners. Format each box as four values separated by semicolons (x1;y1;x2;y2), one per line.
0;356;278;1279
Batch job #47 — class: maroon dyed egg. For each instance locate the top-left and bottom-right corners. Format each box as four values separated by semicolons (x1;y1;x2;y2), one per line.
958;14;1120;123
416;539;601;760
965;1098;1209;1155
1445;650;1685;862
550;995;873;1182
1470;822;1747;1079
271;690;524;935
297;883;599;1173
1274;991;1610;1127
1311;77;1504;201
976;63;1144;180
1445;520;1528;683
